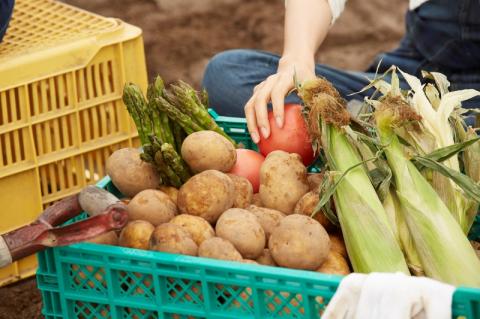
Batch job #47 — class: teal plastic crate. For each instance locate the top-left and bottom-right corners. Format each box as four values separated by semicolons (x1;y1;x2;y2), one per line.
36;113;480;319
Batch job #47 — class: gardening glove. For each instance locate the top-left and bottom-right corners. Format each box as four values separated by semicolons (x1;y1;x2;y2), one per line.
322;272;455;319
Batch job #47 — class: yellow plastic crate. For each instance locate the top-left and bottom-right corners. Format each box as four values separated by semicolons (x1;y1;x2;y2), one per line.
0;0;147;286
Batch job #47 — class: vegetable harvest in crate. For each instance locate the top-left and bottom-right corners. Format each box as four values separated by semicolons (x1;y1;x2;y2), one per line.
97;69;480;289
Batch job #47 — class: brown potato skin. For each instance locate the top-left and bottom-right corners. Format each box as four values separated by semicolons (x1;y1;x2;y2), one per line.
198;237;243;261
149;223;198;256
181;131;236;173
119;220;155;250
246;205;285;245
307;173;324;192
269;214;330;270
251;193;263;206
256;249;277;266
158;186;179;205
106;148;159;197
316;251;350;275
259;151;309;214
215;208;265;259
177;170;235;223
170;214;215;245
128;189;177;225
85;231;118;246
294;191;333;231
241;259;259;265
329;232;348;258
227;174;253;208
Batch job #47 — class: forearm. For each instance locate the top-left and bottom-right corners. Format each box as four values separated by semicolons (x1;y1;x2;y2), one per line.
282;0;333;67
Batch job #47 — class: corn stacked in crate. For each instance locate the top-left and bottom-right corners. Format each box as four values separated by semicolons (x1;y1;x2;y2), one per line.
0;0;147;286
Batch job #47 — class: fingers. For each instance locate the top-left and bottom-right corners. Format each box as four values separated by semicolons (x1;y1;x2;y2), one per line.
244;97;260;143
270;75;293;128
253;76;276;139
245;73;292;143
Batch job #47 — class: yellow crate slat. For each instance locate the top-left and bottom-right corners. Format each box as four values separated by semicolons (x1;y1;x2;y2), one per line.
0;0;147;287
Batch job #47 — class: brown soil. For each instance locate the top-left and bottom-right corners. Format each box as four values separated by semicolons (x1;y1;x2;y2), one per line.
0;0;406;317
63;0;407;87
0;279;42;319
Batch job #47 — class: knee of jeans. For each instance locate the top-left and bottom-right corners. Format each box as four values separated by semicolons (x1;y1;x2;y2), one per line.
203;50;251;86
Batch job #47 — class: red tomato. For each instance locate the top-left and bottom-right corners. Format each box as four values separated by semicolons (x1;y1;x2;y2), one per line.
229;149;265;192
257;103;315;166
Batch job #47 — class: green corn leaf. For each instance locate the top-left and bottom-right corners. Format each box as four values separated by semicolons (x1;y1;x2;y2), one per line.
414;155;480;203
421;137;480;163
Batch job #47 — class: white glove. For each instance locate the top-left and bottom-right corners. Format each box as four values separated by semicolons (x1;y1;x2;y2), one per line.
322;272;455;319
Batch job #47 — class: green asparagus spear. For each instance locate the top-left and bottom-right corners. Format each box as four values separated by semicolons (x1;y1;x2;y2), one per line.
140;151;154;163
154;96;204;134
147;76;165;101
146;77;167;143
161;143;191;183
199;88;209;110
147;76;177;146
170;82;236;145
123;84;151;144
154;150;182;187
161;114;175;146
173;122;185;152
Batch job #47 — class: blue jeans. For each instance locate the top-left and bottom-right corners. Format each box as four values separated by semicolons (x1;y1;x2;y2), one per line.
202;0;480;119
0;0;15;42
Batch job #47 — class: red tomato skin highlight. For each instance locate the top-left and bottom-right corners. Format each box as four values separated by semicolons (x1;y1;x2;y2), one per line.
228;149;265;192
257;104;315;166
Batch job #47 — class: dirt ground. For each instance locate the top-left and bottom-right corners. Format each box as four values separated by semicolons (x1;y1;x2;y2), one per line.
0;0;407;318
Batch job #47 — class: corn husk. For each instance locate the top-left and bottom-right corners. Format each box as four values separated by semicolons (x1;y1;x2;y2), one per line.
382;188;424;276
299;79;409;274
365;68;479;233
375;105;480;287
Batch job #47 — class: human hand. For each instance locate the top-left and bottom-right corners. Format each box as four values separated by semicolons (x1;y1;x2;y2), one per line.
244;56;316;143
322;272;455;319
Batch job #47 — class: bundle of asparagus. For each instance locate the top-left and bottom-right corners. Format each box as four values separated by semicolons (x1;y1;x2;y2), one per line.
122;76;233;187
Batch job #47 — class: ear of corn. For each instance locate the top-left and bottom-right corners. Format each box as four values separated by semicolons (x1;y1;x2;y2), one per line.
375;105;480;287
382;188;424;276
365;68;479;234
300;79;410;274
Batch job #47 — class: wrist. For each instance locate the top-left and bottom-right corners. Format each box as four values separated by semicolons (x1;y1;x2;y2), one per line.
278;54;315;72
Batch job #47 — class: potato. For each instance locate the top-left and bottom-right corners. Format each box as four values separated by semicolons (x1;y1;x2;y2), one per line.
246;205;285;244
106;148;159;197
307;172;324;192
216;208;265;259
128;189;177;225
181;130;236;173
149;223;198;256
119;220;155;250
269;214;330;270
170;214;215;245
252;193;263;206
330;232;347;258
177;170;235;223
227;174;253;208
198;237;243;261
241;259;258;265
259;151;309;214
294;191;333;231
256;249;276;266
316;251;350;275
85;231;118;246
158;185;179;204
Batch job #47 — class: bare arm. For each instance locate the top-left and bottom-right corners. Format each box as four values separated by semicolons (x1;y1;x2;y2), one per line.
245;0;333;143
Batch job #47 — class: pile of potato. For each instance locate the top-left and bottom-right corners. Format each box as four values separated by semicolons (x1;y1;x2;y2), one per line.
98;131;350;275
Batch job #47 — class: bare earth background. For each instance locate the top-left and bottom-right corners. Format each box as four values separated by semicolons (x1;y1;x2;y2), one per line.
0;0;406;318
